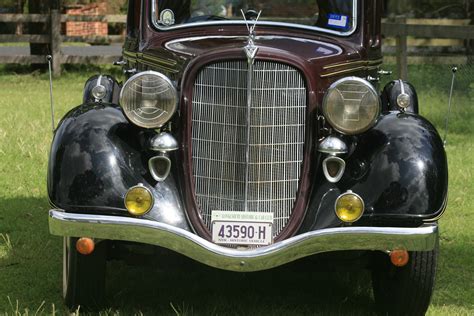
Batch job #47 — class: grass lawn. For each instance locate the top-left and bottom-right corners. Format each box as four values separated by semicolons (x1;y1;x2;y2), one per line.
0;64;473;315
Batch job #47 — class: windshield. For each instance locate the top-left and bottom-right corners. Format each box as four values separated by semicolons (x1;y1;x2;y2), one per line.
151;0;357;35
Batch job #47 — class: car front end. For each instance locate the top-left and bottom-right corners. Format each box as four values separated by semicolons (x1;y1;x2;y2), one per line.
48;0;448;313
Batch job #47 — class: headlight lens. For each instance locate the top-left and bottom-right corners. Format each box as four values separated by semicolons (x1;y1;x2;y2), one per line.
323;77;380;135
125;185;154;216
335;191;365;223
120;71;178;128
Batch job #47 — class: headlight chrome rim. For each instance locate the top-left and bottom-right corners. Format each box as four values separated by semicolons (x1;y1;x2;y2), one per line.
119;71;178;129
323;76;381;135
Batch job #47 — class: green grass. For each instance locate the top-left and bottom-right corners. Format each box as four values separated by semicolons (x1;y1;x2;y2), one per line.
0;64;473;315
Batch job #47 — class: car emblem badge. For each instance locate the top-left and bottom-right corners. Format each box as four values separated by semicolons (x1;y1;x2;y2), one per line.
241;10;262;64
245;42;258;62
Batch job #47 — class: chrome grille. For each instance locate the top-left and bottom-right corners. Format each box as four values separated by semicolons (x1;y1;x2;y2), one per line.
191;60;306;237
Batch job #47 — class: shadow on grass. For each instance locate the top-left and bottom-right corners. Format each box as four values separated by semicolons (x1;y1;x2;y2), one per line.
105;252;376;315
1;198;377;315
1;197;472;315
0;197;63;313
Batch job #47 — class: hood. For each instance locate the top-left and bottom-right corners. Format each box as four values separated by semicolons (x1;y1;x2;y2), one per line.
132;30;379;102
163;35;348;63
137;32;369;87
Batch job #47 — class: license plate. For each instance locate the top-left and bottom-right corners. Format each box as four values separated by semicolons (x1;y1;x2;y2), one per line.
211;211;273;246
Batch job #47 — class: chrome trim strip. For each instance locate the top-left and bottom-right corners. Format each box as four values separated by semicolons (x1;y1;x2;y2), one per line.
320;66;366;78
244;57;253;211
243;21;259;211
49;209;439;272
399;79;406;95
323;58;384;70
123;51;179;70
423;194;448;222
151;0;358;37
321;66;382;78
321;59;383;78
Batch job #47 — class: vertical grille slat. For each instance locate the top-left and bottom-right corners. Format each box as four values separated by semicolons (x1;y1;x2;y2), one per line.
191;60;306;237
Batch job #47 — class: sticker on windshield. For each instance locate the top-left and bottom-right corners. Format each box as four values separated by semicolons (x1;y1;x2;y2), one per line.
327;14;348;29
159;9;175;26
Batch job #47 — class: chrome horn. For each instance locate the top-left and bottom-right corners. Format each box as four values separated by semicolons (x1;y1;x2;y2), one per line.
148;132;178;182
318;135;348;183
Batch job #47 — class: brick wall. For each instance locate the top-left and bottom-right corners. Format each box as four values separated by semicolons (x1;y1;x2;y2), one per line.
65;2;108;36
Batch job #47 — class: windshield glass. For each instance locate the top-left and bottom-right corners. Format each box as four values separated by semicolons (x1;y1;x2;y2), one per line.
151;0;357;35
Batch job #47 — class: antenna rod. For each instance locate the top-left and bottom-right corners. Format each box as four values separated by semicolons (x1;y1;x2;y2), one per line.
443;67;457;146
47;55;56;132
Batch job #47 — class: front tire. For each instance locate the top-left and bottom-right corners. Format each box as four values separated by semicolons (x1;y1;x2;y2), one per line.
63;237;106;310
371;245;438;316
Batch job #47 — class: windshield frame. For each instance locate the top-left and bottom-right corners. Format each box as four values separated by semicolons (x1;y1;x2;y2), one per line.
150;0;358;36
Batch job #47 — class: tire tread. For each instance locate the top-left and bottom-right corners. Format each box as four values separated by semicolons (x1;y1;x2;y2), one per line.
372;243;438;316
64;237;107;311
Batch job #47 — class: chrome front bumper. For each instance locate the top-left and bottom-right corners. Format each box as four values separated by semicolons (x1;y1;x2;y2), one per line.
49;209;438;272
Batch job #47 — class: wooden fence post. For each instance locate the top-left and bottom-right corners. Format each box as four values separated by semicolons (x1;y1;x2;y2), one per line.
395;16;408;80
50;9;61;76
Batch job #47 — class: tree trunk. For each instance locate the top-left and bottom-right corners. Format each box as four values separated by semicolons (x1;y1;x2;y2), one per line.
28;1;51;69
15;0;25;35
467;0;474;64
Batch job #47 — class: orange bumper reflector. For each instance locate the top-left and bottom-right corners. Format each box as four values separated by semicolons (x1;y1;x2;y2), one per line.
76;237;95;255
390;249;409;267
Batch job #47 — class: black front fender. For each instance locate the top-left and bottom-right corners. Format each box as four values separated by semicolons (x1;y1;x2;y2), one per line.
48;103;190;230
304;112;448;231
47;103;145;214
346;112;448;220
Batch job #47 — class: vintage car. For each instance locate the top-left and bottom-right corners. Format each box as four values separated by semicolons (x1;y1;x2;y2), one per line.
48;0;448;314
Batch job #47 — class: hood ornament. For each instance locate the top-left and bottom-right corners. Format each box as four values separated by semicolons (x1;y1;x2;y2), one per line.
241;9;262;63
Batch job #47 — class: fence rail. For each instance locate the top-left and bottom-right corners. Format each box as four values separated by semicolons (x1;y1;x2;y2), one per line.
382;17;474;79
0;13;473;77
0;13;49;23
383;23;474;39
0;11;126;74
0;34;50;43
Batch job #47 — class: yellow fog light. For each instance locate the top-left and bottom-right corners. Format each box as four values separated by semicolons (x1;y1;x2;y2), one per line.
125;184;154;216
335;191;365;223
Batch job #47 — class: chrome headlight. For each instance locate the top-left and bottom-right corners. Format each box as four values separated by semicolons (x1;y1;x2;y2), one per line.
323;77;381;135
119;71;178;129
